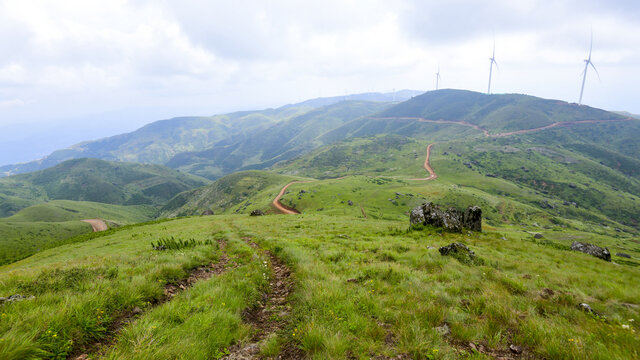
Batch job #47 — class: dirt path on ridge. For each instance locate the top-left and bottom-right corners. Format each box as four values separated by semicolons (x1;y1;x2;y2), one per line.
272;143;438;214
373;116;634;138
81;219;108;232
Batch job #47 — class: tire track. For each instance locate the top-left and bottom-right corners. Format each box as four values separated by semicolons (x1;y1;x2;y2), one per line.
72;239;231;359
223;239;300;359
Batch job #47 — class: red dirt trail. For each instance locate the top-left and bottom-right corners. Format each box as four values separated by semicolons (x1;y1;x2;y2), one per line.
81;219;108;232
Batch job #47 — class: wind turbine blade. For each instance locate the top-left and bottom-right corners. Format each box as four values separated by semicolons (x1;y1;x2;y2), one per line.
494;60;499;71
590;62;601;80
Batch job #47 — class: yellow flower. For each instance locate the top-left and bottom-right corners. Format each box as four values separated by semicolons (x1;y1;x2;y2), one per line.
433;349;439;353
52;334;57;338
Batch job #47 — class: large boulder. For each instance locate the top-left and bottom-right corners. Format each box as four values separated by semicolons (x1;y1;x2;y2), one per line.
571;241;611;262
410;202;481;232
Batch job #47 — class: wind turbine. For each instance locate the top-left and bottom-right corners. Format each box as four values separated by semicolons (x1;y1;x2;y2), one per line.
487;41;498;94
578;31;599;105
435;65;441;90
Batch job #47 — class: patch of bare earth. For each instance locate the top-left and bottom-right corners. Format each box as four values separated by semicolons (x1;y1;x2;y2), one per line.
72;240;230;359
223;239;302;359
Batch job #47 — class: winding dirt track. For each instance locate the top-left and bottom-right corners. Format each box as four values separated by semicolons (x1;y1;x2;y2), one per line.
272;181;314;214
272;115;636;215
374;116;634;138
81;219;108;232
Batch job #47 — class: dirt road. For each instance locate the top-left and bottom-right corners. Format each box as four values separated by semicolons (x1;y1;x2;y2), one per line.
81;219;108;232
409;143;437;181
374;116;634;138
272;181;313;214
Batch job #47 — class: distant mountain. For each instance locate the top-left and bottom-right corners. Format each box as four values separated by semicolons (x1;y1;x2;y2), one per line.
280;89;423;109
165;101;391;179
0;90;421;177
0;158;208;217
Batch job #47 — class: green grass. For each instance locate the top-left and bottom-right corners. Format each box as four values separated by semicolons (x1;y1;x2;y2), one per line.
0;214;637;359
0;201;156;266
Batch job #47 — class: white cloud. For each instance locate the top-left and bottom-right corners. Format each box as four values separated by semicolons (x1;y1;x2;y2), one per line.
0;0;639;164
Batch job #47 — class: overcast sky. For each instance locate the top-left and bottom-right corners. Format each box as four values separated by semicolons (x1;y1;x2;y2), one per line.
1;0;639;164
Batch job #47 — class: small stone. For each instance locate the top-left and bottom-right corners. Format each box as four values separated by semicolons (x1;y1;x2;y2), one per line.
347;200;353;206
509;344;523;354
579;303;594;314
250;209;265;216
534;233;543;239
616;252;631;258
434;323;450;336
469;343;477;351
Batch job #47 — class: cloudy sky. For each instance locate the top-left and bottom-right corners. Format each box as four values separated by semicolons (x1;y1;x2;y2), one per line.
0;0;639;164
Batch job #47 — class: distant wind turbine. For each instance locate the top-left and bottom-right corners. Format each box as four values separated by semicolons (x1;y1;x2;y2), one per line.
578;31;600;105
487;41;498;94
435;65;441;90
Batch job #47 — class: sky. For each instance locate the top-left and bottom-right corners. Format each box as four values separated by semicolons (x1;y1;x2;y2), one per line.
1;0;639;165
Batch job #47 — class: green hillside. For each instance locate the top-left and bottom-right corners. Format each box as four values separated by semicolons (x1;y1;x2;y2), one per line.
0;158;208;217
0;200;156;265
377;89;626;133
160;170;310;218
0;215;637;359
165;101;391;179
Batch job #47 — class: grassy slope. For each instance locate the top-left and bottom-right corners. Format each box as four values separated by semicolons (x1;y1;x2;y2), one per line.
0;158;209;218
159;170;312;218
377;89;626;132
0;215;637;359
0;201;156;266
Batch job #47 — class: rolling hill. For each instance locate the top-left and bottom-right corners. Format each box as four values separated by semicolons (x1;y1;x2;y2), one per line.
165;101;392;179
0;158;208;218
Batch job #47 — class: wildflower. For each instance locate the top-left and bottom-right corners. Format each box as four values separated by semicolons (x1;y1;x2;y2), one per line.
622;324;630;330
53;334;57;337
1;313;6;317
568;339;574;342
433;349;439;353
152;325;157;329
629;319;635;322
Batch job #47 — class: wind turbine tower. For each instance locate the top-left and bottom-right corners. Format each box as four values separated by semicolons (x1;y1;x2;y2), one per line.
578;31;599;105
435;65;441;90
487;41;498;94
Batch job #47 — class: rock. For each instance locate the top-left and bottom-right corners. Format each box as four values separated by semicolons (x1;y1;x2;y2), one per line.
410;202;481;233
347;200;353;206
501;237;507;241
463;206;482;232
568;183;577;189
439;243;481;265
571;241;611;261
534;233;544;239
509;345;523;354
616;252;631;258
0;294;35;303
201;209;214;216
250;209;265;216
579;303;596;315
434;323;450;336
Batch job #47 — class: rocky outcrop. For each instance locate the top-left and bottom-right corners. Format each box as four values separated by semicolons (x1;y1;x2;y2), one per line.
571;241;611;262
250;209;265;216
201;209;214;216
410;202;481;232
438;243;482;265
